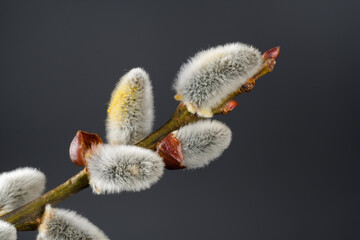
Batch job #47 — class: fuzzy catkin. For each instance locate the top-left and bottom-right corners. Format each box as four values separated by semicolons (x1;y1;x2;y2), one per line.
0;220;17;240
106;68;154;145
174;42;262;117
0;167;46;215
36;205;109;240
174;120;232;168
87;144;164;194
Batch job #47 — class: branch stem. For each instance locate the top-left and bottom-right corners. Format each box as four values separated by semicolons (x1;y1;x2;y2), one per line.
0;47;279;231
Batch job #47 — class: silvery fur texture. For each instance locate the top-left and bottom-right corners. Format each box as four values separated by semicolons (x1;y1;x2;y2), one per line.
87;144;164;194
0;220;17;240
174;42;262;117
174;120;232;168
106;67;154;145
0;167;46;215
36;205;109;240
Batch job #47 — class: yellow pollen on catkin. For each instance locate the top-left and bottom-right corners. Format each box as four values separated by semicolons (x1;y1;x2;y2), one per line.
107;81;140;122
174;94;184;101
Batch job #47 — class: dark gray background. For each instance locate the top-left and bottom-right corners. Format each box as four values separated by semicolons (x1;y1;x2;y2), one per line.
0;0;359;239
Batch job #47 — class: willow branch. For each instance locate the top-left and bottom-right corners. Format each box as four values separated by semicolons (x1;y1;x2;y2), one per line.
0;46;279;231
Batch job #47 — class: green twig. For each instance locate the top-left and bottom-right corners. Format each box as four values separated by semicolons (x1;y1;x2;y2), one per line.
0;50;278;231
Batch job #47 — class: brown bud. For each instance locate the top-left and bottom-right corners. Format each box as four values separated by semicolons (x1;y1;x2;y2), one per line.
69;131;103;167
156;133;185;170
262;46;280;60
221;100;239;114
266;58;276;72
241;78;256;93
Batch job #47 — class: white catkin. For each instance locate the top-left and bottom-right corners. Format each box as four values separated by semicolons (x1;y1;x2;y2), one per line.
0;167;46;215
87;144;164;194
174;42;262;117
36;205;109;240
106;67;154;145
173;120;232;169
0;219;17;240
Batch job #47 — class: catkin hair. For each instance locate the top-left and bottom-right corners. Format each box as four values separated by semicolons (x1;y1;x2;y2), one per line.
87;144;164;194
174;120;232;168
106;68;154;145
0;220;17;240
0;167;46;215
37;205;109;240
174;43;262;117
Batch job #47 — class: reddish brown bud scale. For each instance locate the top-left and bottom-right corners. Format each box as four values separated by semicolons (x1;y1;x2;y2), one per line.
156;133;185;170
242;78;256;92
221;100;239;114
266;58;276;72
262;46;280;60
69;131;103;167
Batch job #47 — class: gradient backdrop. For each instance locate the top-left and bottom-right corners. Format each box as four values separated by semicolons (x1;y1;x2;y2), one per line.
0;1;359;239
